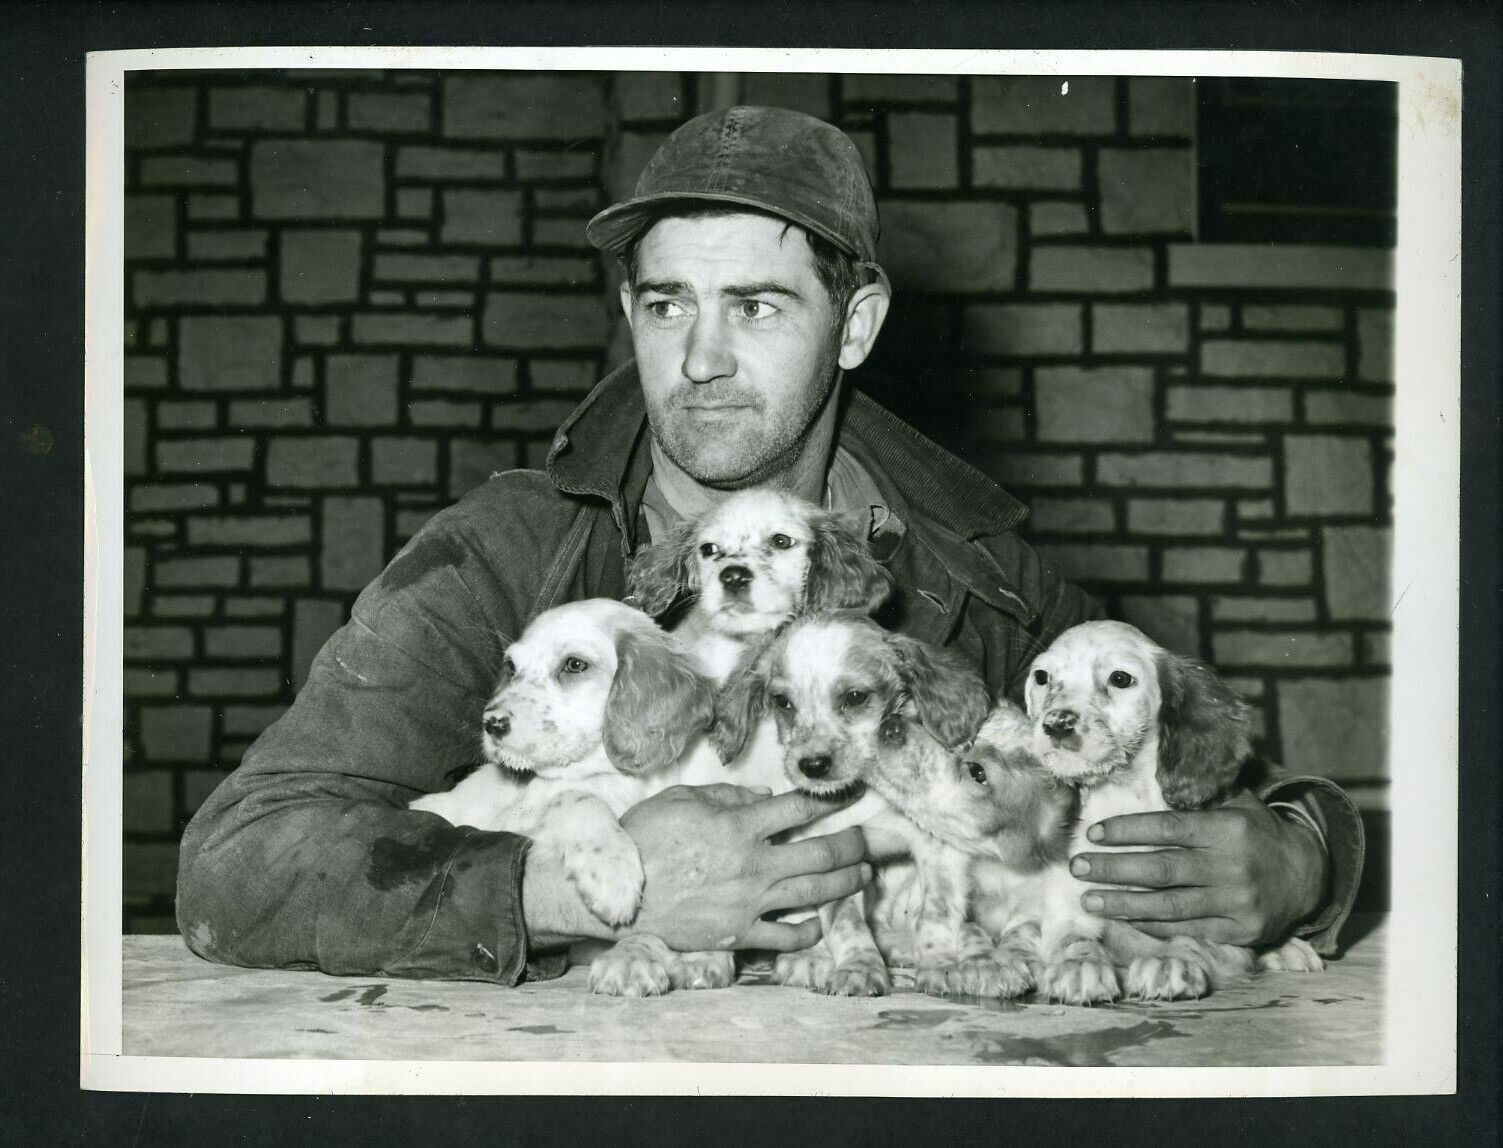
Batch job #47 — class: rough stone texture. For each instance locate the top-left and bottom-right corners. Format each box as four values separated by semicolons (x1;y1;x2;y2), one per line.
135;269;267;308
443;74;608;140
1029;202;1089;237
293;599;347;689
1357;309;1393;382
326;355;400;428
1038;543;1148;583
1120;594;1201;656
1035;366;1155;443
1284;435;1374;517
1030;246;1154;293
125;196;177;260
1162;546;1246;583
372;438;438;485
179;317;283;391
963;303;1081;356
321;497;386;591
1098;148;1194;234
1126;498;1225;536
347;92;431;133
1166;385;1293;424
973;146;1081;190
1092;303;1189;353
972;76;1116;135
1097;452;1272;489
483;293;609;349
1202;339;1346;379
127;87;197;149
250;140;385;219
440;189;524;246
210;87;306;131
1321;525;1391;621
615;72;684;121
1170;245;1393;291
1127;77;1195;136
843;74;958;103
266;438;360;488
1276;677;1388;780
281;230;362;304
1242;305;1343;332
887;114;959;189
877;201;1017;293
741;72;830;119
1025;496;1115;534
412;356;518;395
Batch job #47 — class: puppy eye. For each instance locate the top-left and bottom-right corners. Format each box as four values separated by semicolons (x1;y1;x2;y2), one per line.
842;688;870;708
1108;670;1136;689
770;692;794;712
699;542;720;559
560;656;590;675
966;761;990;787
1033;669;1049;686
769;533;795;550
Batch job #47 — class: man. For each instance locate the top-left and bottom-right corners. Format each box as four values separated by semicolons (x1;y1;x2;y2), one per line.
177;106;1362;985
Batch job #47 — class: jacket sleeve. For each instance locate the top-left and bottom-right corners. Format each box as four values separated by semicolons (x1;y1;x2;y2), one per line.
175;481;574;984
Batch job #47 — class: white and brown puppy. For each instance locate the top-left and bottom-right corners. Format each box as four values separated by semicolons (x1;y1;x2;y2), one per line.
1026;619;1323;1003
628;489;893;684
713;612;991;996
410;598;723;949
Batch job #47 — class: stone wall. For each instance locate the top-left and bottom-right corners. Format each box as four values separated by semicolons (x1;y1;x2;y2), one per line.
121;71;1394;930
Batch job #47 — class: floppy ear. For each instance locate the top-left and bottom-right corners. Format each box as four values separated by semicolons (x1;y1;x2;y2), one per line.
804;510;893;613
626;517;701;618
710;643;770;764
1155;651;1253;810
889;634;990;750
602;627;714;774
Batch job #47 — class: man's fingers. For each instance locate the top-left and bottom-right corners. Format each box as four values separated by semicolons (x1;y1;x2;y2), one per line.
1081;886;1219;922
1086;809;1215;848
1131;918;1247;945
768;826;868;878
760;863;872;915
738;788;858;838
743;917;824;952
693;783;773;808
1071;848;1204;888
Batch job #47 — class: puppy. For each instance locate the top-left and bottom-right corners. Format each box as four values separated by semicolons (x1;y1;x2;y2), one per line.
410;598;736;993
1026;620;1323;1003
627;489;892;684
713;612;993;996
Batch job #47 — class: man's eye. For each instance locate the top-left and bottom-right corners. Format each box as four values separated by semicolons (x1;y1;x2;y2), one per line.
1033;669;1049;686
842;689;870;708
736;299;775;321
770;693;794;712
699;542;720;559
561;657;590;674
644;299;686;320
1108;670;1136;689
966;761;990;787
769;533;795;550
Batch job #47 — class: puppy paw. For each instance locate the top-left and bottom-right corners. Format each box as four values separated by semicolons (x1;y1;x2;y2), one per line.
1258;936;1325;973
963;952;1034;999
1124;954;1210;1001
772;948;833;991
914;959;959;997
568;839;646;927
673;950;736;991
1038;958;1121;1005
823;956;891;997
587;937;673;998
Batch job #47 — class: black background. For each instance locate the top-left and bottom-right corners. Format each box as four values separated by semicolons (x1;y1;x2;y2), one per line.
1;1;1497;1142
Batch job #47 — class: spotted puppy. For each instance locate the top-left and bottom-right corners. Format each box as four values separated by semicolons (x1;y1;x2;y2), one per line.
1026;620;1324;1004
627;489;893;684
713;612;992;996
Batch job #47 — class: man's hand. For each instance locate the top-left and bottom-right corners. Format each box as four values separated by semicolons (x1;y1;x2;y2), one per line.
1069;790;1327;946
617;784;871;953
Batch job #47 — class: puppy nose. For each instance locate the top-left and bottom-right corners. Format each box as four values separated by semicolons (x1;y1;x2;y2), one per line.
798;754;832;779
483;714;511;739
719;565;752;592
1042;709;1078;740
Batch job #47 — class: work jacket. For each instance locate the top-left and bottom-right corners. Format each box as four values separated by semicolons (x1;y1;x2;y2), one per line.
176;363;1363;984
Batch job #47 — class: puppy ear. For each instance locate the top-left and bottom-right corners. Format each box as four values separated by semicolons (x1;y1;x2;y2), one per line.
710;643;769;764
1155;651;1252;810
603;627;714;773
626;517;701;618
804;510;893;613
890;634;990;750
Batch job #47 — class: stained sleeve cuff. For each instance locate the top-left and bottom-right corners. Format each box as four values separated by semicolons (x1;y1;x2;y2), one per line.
1257;774;1367;957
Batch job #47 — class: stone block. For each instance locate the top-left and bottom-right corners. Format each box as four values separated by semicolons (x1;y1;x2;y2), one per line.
266;437;359;488
139;705;213;761
140;156;238;187
396;146;508;180
489;256;598;286
1127;77;1195;136
1166;385;1293;423
1202;339;1345;379
1025;497;1115;534
1304;391;1393;427
741;72;831;119
294;599;347;689
972;146;1081;190
123;399;148;476
223;597;285;618
1035;366;1155;443
321;496;386;592
440;189;523;246
1097;451;1272;489
209;87;306;131
1276;677;1388;780
123;771;177;833
125;626;195;661
963;367;1024;400
483;293;609;349
351;313;474;347
222;704;289;737
157;437;255;473
249;556;311;588
449;440;514;498
152;595;216;618
347;91;431;132
1098;148;1194;234
395;508;440;539
187;515;312;547
1169;245;1393;291
134;269;266;307
326;355;400;427
1257;549;1314;587
372;438;438;485
531;218;592;248
280;229;362;304
843;74;958;103
876;201;1017;293
1120;594;1201;656
888;113;959;189
1321;525;1391;621
125;195;176;260
1126;498;1225;536
294;316;342;346
1162;546;1246;583
1241;305;1343;332
188;194;240;221
186;229;268;261
409;399;481;428
182;769;231;814
228;397;314;428
491;399;582;434
156;555;241;589
963;303;1081;356
983;452;1084;488
1214;630;1353;669
179;316;282;391
1029;202;1089;237
972;76;1116;135
373;253;481;284
615;72;684;121
131;482;217;514
1357;309;1393;382
123;667;177;697
1092;303;1190;354
397;187;433;220
204;625;282;659
1284;435;1374;517
1038;543;1148;583
443;73;608;140
1030;246;1154;293
514;149;595;181
250;140;384;219
189;667;284;698
412;356;519;395
1211;596;1319;623
127;87;196;149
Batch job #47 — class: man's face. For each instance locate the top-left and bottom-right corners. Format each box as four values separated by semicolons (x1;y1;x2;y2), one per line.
622;213;844;488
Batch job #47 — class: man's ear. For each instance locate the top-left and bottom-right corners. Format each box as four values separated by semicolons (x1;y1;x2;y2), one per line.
804;510;892;613
890;633;990;750
1155;651;1252;810
837;281;891;371
711;641;772;764
626;516;700;617
603;627;714;774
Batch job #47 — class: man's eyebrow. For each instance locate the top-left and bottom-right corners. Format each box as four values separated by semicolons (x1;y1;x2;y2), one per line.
630;278;689;297
722;281;804;301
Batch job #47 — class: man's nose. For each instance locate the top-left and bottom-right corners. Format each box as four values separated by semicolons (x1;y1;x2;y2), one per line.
1041;708;1078;741
483;713;511;739
682;312;734;383
719;564;752;592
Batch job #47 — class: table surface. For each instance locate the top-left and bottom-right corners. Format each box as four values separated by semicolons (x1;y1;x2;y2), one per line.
122;917;1386;1067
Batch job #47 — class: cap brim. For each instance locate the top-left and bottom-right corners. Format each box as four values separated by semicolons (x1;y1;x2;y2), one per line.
586;190;865;261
